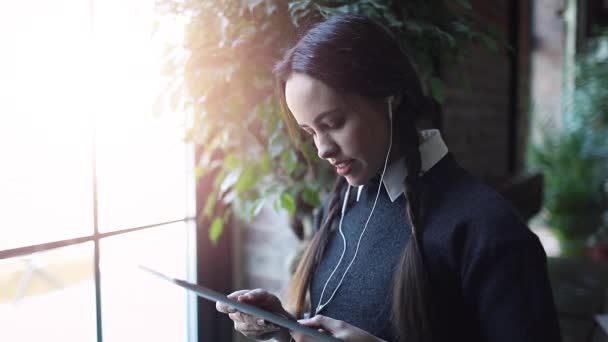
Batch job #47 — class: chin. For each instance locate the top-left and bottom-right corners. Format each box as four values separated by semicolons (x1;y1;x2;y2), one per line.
341;162;372;186
345;177;363;186
344;173;368;187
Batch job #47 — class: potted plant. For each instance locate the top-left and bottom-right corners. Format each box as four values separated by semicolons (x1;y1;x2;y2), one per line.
528;29;608;257
529;129;606;256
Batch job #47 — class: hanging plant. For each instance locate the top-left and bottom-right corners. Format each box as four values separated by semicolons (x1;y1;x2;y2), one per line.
155;0;498;243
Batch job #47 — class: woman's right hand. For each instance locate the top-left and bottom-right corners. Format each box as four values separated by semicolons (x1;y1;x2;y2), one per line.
216;288;292;340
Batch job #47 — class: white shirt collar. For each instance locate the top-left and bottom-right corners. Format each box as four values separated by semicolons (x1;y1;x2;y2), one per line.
356;129;448;202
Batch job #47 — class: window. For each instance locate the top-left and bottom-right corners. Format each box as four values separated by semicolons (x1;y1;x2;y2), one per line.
0;1;197;341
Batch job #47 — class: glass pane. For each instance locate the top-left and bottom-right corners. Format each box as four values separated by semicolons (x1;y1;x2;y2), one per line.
92;0;190;232
0;243;96;342
100;222;193;341
0;1;94;250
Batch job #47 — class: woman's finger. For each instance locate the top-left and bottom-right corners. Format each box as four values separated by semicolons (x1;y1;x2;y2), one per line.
228;312;244;322
229;311;263;327
233;318;281;336
215;301;238;313
227;289;251;299
241;288;269;298
216;289;250;313
237;288;272;305
229;311;257;325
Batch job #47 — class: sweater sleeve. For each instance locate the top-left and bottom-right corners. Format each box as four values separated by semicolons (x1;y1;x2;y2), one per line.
461;233;562;342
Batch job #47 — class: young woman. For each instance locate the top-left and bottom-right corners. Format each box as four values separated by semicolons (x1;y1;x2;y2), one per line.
216;14;561;342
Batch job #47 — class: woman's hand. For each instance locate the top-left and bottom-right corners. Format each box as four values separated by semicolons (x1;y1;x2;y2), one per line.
215;288;292;341
291;315;386;342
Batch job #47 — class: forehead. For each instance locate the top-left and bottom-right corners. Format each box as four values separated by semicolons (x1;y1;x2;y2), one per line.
285;73;340;124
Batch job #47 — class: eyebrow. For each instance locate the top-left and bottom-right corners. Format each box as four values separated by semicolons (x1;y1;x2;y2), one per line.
298;108;341;128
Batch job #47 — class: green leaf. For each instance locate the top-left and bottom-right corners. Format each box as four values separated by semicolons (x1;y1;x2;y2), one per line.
195;166;205;180
302;187;321;207
264;183;281;197
235;166;257;193
249;198;266;220
452;21;472;38
288;0;311;26
280;192;296;215
382;12;403;28
273;196;282;212
480;34;498;52
209;217;224;245
269;132;286;158
456;0;472;10
404;21;423;34
224;154;240;169
433;27;455;47
280;149;298;174
260;153;272;173
203;192;217;218
315;4;350;16
429;77;446;104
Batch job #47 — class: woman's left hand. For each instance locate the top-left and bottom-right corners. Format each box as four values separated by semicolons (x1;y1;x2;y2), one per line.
290;315;385;342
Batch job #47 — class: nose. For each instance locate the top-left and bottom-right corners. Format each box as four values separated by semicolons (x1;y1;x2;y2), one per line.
316;133;339;160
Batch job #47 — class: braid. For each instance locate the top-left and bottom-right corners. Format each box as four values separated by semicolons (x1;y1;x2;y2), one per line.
314;177;347;261
288;176;346;318
392;124;433;342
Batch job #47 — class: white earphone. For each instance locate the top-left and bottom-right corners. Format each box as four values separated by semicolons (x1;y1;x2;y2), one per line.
314;96;395;315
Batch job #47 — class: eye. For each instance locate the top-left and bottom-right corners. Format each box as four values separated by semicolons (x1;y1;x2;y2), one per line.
323;118;343;130
303;128;316;137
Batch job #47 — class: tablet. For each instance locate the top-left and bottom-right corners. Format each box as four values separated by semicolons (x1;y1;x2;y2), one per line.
139;265;342;342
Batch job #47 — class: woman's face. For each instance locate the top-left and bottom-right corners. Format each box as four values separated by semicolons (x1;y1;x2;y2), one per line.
285;72;391;186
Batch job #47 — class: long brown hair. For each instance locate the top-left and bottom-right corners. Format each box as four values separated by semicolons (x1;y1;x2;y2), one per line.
273;14;436;342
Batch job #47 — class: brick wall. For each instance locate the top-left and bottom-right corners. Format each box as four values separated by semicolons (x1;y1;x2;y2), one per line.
442;41;512;181
231;202;301;342
232;204;299;297
442;0;532;182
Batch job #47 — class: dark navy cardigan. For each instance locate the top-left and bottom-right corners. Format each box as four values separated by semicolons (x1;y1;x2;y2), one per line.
309;153;561;342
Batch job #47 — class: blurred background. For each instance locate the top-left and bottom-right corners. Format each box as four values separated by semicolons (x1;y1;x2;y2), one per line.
0;1;607;341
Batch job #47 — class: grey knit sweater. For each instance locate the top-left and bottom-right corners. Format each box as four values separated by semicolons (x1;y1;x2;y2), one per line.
309;153;561;342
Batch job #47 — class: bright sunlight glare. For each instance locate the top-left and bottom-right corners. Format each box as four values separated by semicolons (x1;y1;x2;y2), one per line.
0;0;188;249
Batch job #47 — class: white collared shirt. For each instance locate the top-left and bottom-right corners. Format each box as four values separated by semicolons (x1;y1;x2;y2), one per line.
356;129;448;202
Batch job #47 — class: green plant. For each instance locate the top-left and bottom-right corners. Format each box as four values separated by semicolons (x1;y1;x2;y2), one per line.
529;132;606;246
156;0;498;244
528;30;608;256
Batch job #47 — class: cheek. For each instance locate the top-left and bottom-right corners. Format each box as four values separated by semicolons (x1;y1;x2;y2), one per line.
339;120;379;162
354;119;390;166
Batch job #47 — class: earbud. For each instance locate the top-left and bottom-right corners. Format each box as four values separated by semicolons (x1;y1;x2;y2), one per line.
387;95;394;121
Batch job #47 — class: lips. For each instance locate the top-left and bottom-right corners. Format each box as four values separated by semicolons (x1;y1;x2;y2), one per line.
333;159;354;176
333;160;351;168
